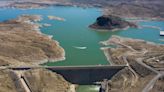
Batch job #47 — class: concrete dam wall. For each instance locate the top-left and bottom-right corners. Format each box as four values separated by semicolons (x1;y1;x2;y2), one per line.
47;65;125;85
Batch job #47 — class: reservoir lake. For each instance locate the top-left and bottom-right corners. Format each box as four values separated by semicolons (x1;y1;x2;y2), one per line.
0;6;164;92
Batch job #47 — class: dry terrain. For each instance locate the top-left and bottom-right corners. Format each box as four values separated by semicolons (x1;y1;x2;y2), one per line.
150;76;164;92
0;68;73;92
101;36;164;92
0;15;65;67
23;68;72;92
0;69;22;92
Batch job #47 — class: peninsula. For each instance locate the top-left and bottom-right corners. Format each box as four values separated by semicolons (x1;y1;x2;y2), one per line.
0;14;74;92
0;15;65;67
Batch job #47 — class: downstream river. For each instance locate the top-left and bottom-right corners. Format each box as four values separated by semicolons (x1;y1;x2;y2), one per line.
0;6;164;92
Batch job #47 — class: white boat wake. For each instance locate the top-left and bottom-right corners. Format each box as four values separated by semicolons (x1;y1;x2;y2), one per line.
73;46;87;50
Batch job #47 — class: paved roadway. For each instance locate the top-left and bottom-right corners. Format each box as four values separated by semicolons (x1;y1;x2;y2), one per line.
9;65;126;70
137;58;164;92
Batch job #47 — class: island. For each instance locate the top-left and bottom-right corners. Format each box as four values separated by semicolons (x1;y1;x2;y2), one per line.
89;15;137;31
100;36;164;92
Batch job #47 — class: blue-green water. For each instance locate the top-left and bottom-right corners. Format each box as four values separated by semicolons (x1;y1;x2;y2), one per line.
76;85;100;92
0;6;164;66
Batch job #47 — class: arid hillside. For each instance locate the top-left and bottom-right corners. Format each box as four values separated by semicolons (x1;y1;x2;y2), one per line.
100;36;164;92
0;15;65;67
0;68;73;92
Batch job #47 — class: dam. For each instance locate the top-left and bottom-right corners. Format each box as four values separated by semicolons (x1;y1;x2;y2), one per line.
10;65;126;85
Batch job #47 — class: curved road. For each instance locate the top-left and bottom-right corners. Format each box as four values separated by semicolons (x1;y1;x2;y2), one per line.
118;42;163;92
137;58;163;92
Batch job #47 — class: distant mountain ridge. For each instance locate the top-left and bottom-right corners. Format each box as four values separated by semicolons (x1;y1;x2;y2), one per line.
0;0;164;19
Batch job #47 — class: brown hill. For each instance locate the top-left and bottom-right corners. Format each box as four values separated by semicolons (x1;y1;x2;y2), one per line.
0;15;65;67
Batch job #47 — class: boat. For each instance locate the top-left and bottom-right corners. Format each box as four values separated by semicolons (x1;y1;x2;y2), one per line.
73;46;87;50
160;31;164;36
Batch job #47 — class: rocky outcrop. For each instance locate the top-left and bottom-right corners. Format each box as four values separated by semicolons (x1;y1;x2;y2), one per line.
89;15;137;31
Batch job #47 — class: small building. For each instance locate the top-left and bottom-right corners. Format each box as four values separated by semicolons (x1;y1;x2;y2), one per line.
160;31;164;36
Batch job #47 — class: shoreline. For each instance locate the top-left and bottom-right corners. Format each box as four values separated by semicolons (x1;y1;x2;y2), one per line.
100;47;115;65
20;14;66;66
100;35;164;65
0;14;66;67
25;15;66;66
